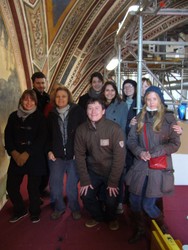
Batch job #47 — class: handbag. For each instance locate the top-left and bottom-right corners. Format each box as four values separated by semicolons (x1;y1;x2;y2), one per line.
149;155;167;170
143;123;167;170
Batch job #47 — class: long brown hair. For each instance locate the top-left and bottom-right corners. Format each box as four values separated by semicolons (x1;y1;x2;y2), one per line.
100;81;122;105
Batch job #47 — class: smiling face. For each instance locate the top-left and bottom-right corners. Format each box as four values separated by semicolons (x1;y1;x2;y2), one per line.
87;101;105;122
91;76;103;92
123;83;135;98
104;84;116;103
33;77;46;93
55;89;69;109
22;95;37;111
145;92;160;110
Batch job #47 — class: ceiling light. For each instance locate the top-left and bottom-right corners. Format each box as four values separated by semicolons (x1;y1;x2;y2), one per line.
128;5;139;15
106;58;119;71
117;5;139;34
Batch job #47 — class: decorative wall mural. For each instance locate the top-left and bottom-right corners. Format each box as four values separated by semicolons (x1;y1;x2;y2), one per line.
52;0;70;25
0;14;22;209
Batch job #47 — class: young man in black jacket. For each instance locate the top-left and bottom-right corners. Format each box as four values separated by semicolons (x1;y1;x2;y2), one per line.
31;72;50;197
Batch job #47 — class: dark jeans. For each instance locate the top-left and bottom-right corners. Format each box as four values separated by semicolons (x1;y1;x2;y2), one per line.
48;159;80;212
7;172;41;216
117;169;126;203
81;171;118;222
123;148;134;205
129;177;161;218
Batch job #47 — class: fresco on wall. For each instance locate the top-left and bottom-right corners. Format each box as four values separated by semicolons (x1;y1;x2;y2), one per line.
0;14;22;208
52;0;70;25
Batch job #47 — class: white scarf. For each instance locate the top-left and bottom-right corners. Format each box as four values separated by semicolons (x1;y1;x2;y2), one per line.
17;105;37;120
146;106;158;112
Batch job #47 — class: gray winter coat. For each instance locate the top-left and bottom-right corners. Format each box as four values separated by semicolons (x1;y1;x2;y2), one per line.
125;111;181;198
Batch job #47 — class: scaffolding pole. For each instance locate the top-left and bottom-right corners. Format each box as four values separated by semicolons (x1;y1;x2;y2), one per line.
137;1;143;114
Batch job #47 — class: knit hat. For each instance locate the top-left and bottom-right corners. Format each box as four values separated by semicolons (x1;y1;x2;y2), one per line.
122;79;137;89
144;86;165;105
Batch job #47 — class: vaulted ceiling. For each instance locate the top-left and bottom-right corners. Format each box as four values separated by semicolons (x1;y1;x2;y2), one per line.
1;0;188;101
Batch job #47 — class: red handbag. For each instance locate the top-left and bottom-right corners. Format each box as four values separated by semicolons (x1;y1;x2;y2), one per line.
149;155;167;170
143;124;167;170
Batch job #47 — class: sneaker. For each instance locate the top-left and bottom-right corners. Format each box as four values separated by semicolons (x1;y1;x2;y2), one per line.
30;215;40;223
108;220;119;231
9;211;28;223
85;219;99;228
51;210;64;220
116;203;124;215
72;211;81;220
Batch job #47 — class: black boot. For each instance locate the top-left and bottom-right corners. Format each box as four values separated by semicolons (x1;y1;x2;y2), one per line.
128;212;145;244
154;214;168;234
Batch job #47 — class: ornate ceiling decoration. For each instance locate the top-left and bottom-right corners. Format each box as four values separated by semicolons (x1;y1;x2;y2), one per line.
1;0;188;100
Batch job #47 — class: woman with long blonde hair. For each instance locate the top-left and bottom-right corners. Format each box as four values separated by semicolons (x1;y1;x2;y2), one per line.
125;86;181;244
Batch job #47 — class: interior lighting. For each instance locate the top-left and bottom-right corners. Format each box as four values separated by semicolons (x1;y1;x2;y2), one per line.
117;5;139;34
128;5;140;15
106;58;119;71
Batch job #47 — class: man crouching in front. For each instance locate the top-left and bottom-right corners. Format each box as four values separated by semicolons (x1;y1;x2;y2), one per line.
74;98;126;230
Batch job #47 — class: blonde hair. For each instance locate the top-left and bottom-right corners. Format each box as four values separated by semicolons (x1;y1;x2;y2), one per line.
137;92;165;133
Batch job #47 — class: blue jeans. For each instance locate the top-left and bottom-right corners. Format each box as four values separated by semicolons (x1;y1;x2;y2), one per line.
48;158;80;212
129;177;161;218
81;170;118;222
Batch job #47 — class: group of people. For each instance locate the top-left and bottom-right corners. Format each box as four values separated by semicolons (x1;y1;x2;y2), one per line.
4;71;181;243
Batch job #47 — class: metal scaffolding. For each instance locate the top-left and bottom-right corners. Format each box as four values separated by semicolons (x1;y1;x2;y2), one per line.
113;0;188;112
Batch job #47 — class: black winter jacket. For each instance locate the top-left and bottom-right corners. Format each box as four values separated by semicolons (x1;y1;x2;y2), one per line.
4;110;47;176
78;93;90;111
47;103;86;160
33;88;50;113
